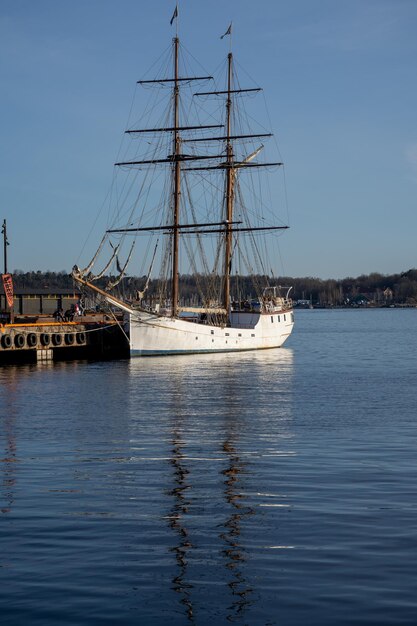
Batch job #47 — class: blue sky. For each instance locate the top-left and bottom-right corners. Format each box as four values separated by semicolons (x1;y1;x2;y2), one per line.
1;0;416;279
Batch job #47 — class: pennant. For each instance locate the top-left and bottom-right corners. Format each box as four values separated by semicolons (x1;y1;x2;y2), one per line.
170;5;178;25
220;23;232;39
2;273;14;308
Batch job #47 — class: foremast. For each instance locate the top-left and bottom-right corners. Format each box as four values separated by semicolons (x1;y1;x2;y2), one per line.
94;36;219;318
223;52;234;313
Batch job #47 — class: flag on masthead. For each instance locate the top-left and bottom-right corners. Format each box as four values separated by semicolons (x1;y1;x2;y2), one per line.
220;23;232;39
170;5;178;25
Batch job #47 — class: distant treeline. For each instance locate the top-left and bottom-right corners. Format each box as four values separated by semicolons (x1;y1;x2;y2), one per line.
9;268;417;306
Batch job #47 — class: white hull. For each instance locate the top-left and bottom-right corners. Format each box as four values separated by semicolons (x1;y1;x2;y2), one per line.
128;309;294;356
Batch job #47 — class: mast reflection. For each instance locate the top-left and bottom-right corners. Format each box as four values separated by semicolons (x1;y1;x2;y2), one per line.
220;426;255;619
161;348;294;622
167;418;194;622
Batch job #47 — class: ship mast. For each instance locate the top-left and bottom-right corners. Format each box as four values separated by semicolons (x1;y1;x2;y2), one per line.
110;38;218;318
172;36;181;317
223;52;234;313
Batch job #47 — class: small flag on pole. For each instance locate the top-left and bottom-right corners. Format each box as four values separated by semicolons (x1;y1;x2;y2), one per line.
170;5;178;25
220;23;232;39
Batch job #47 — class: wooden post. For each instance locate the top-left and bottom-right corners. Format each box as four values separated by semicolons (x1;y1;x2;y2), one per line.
2;219;8;275
1;219;13;322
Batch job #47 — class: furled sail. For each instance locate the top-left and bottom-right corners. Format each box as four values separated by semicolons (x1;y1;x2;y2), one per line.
89;242;121;282
78;233;107;277
105;242;136;291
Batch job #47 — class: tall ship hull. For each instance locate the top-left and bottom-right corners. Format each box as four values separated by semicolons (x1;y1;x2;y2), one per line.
72;15;295;357
129;308;293;356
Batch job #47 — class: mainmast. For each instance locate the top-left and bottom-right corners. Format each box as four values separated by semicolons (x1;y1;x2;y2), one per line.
172;36;181;317
190;54;286;313
223;53;234;313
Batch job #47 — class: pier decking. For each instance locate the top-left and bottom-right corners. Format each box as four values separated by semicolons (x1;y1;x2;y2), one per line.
0;315;129;363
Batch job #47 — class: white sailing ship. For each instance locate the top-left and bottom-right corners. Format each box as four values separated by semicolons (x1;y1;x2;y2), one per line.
72;23;294;356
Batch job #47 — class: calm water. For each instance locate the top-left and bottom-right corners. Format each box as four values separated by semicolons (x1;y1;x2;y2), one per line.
1;309;417;625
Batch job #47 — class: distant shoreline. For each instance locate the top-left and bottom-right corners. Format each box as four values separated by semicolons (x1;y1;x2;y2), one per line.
2;269;417;309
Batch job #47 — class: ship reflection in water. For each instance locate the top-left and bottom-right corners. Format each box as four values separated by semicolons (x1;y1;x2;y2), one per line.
167;418;194;621
3;311;417;625
156;347;294;622
220;435;255;619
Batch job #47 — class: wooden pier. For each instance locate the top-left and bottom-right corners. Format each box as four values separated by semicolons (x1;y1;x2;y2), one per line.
0;315;129;364
1;222;131;362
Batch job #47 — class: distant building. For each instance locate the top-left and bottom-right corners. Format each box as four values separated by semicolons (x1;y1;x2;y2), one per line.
383;288;393;302
0;287;80;315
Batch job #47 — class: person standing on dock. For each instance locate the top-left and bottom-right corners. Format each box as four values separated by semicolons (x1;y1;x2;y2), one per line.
53;307;64;322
